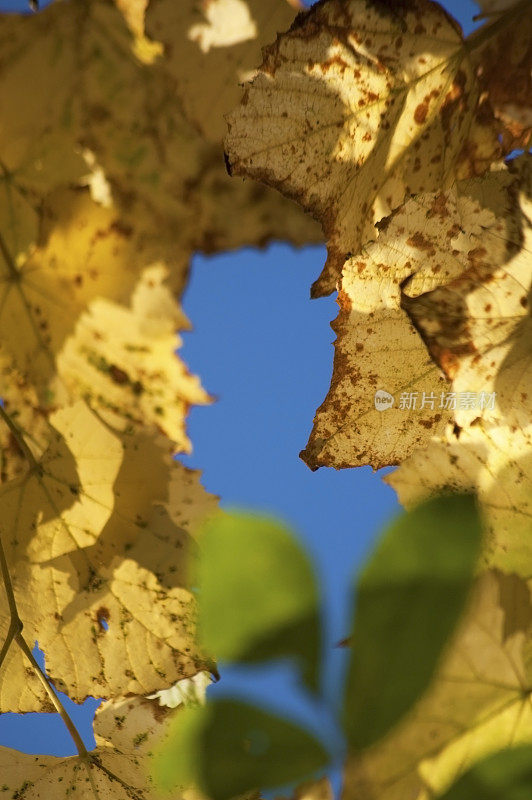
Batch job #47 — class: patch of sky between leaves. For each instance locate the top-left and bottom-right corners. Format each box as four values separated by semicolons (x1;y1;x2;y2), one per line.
0;643;102;755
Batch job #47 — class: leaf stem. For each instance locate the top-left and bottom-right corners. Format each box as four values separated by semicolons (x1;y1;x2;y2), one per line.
0;528;89;760
0;402;40;472
15;633;90;761
17;631;102;797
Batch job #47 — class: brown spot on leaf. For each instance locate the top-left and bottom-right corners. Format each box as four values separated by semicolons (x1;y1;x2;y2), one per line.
407;232;436;255
109;365;129;385
414;102;428;124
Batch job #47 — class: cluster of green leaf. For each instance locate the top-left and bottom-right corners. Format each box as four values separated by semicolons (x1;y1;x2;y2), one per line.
154;494;495;798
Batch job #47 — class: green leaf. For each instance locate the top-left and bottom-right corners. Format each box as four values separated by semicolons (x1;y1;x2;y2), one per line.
343;493;482;750
196;511;321;691
440;746;532;800
153;699;330;799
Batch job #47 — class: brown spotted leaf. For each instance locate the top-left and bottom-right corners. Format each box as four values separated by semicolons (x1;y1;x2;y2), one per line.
55;265;210;454
401;157;532;432
0;694;204;799
0;402;217;711
384;159;532;574
302;159;531;472
225;0;501;297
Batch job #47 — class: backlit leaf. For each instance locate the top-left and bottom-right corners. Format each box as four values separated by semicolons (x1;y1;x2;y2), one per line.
0;694;199;799
343;571;532;799
196;512;321;691
0;401;217;710
146;0;303;143
226;0;500;296
55;265;210;453
155;699;329;799
440;744;532;800
343;494;482;750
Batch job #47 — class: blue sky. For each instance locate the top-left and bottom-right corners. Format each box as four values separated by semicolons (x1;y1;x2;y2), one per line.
0;0;482;776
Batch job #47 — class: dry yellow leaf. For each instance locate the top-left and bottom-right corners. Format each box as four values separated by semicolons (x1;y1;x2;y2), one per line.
381;159;532;573
343;570;532;800
146;0;304;143
0;694;197;799
190;151;322;254
480;32;531;151
0;0;320;332
0;401;217;711
300;237;450;471
0;186;191;397
55;265;210;453
302;159;530;472
225;0;501;296
0;0;202;227
0;357;50;484
402;161;531;432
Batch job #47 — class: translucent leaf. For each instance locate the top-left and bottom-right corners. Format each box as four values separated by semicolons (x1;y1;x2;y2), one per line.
343;494;482;751
146;0;303;143
401;157;531;433
440;745;532;800
0;402;217;710
476;8;531;152
386;157;532;575
388;422;532;576
55;265;210;454
343;571;532;799
301;157;530;473
0;187;188;397
0;0;319;295
0;694;203;799
147;670;213;709
154;699;329;799
196;512;321;692
225;0;500;296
